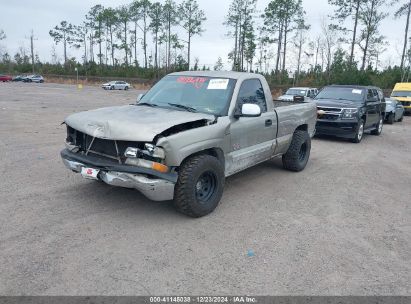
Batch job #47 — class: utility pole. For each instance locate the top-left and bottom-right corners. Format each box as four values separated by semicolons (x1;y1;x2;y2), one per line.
26;30;37;74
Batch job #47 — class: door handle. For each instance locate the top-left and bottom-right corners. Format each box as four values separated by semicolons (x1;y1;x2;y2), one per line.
265;119;273;127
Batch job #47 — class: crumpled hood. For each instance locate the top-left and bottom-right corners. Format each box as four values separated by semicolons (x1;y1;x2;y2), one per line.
65;105;215;142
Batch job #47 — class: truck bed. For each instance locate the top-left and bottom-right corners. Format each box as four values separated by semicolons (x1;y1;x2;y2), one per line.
273;99;309;108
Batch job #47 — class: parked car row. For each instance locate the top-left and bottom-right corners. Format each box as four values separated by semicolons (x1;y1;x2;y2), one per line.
0;74;45;83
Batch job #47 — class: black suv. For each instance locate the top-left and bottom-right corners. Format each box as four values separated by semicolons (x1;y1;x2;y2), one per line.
314;85;385;143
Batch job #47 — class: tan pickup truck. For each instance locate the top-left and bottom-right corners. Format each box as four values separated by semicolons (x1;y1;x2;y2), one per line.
61;71;317;217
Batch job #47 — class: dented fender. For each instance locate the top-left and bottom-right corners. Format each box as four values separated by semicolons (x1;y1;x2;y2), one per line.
157;117;231;167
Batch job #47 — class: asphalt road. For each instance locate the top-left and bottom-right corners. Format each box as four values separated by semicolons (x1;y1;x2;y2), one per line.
0;82;410;295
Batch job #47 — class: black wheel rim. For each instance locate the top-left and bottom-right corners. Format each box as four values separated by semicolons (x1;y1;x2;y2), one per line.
195;171;217;203
299;142;307;162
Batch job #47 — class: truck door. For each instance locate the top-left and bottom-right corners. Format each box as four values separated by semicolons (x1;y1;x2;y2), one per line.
227;79;278;175
365;89;380;128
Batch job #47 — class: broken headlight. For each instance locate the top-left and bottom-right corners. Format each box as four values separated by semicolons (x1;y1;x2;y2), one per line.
124;145;166;159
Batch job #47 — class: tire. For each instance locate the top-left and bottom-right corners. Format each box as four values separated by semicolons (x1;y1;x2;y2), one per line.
110;86;114;90
371;116;383;135
387;112;394;124
282;130;311;172
351;119;364;143
174;154;225;218
124;86;129;91
399;115;403;122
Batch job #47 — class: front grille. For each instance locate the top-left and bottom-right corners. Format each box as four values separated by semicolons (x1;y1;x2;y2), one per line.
317;106;342;113
66;126;145;164
317;106;342;120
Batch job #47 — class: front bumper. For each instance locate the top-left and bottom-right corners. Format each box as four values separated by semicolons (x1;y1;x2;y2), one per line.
61;149;176;201
316;119;358;138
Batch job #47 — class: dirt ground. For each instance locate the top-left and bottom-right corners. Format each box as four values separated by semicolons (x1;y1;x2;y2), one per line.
0;82;410;295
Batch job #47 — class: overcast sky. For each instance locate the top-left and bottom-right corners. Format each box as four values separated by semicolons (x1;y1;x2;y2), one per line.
0;0;405;71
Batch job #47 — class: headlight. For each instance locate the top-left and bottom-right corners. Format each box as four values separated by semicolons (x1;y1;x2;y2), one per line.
124;145;165;159
144;144;165;159
341;108;358;119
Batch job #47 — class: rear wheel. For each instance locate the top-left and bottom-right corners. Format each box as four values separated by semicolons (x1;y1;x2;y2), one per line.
124;86;129;91
174;155;225;218
371;116;383;135
398;114;404;122
282;130;311;172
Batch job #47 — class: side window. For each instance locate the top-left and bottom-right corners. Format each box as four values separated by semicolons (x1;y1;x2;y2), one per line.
367;89;377;101
372;89;380;101
237;79;267;112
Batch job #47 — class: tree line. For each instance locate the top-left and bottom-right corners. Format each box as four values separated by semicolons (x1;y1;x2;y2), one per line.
1;0;411;89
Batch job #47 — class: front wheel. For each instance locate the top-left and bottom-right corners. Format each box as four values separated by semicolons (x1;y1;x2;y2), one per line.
371;116;383;135
352;119;364;143
387;112;394;124
174;155;225;218
110;86;114;90
282;130;311;172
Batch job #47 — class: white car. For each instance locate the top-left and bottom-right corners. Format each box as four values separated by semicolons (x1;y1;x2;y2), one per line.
102;81;131;90
278;87;318;101
24;75;44;83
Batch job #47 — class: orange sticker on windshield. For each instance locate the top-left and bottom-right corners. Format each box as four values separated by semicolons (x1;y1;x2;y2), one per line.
177;76;207;89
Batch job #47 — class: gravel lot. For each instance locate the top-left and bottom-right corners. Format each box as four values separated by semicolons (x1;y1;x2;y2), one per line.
0;82;410;295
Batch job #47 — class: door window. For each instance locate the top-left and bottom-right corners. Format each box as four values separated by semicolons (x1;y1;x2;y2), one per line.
367;89;378;102
237;79;267;112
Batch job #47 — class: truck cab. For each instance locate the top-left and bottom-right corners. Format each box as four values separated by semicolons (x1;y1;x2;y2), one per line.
391;82;411;114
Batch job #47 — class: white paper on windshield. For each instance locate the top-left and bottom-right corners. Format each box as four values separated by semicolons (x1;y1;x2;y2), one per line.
208;79;229;90
352;89;362;94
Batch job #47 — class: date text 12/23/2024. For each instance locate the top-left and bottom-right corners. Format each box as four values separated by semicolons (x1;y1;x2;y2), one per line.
150;296;257;303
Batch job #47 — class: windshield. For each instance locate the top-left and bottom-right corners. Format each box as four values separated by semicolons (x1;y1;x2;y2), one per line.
139;75;236;116
315;87;364;102
391;90;411;97
286;88;306;96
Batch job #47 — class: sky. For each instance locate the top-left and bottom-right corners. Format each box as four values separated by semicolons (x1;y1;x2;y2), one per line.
0;0;406;72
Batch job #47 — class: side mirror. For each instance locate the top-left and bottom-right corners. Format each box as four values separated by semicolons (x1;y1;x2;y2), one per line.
238;103;262;118
137;93;145;102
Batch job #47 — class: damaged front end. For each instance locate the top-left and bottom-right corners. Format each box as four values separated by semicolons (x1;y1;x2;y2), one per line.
61;125;177;201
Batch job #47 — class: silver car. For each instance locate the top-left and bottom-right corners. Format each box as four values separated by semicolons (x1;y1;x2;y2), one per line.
278;87;318;101
384;98;405;124
24;75;44;83
102;81;130;90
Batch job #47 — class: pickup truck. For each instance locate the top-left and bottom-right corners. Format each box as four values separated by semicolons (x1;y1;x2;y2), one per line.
61;71;317;217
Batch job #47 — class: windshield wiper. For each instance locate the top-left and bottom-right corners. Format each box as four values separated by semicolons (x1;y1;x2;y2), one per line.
168;103;198;113
337;98;355;102
136;102;158;107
